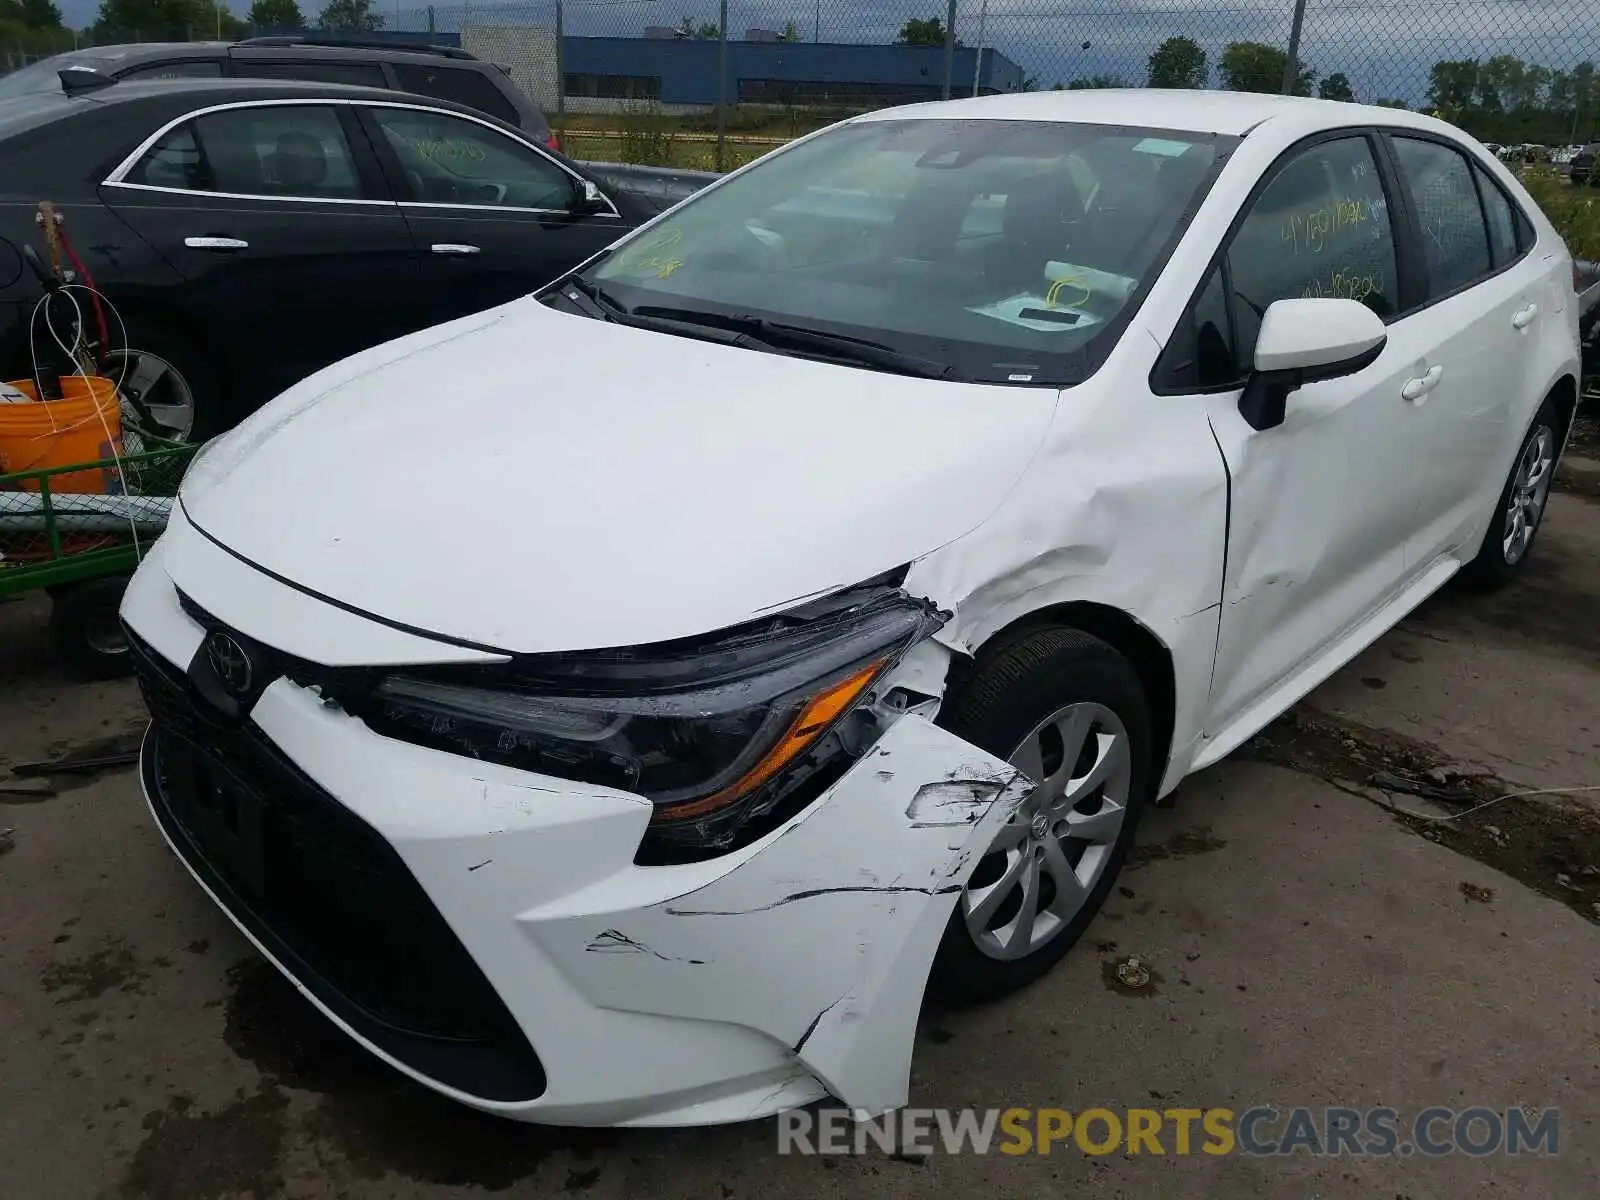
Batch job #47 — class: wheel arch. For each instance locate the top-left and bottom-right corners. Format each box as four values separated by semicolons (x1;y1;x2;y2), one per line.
949;601;1179;807
1548;372;1579;440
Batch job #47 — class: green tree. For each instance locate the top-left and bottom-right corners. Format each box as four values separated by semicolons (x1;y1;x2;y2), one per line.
1426;59;1478;115
94;0;236;37
317;0;381;32
897;16;955;48
1373;98;1408;109
1318;72;1354;102
1146;35;1207;89
1220;41;1313;95
0;0;62;27
248;0;303;26
776;19;799;43
1068;74;1122;90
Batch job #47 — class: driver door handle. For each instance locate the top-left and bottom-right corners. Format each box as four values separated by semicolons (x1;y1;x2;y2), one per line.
431;243;481;255
1402;364;1444;403
184;236;248;250
1511;302;1539;329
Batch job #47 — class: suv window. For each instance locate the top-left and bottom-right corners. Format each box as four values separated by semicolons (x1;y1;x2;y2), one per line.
369;107;571;209
120;60;225;81
1216;136;1398;382
390;63;519;125
132;105;366;200
1390;136;1492;298
233;58;388;88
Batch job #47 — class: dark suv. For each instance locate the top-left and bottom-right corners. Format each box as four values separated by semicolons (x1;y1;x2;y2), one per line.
0;36;558;149
1572;144;1599;185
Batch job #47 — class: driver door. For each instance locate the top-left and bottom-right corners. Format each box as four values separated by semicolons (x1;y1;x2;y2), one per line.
1181;133;1439;757
353;103;628;325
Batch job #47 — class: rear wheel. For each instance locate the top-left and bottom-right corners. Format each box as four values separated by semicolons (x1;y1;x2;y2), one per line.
1463;396;1562;589
929;628;1153;1005
102;317;220;442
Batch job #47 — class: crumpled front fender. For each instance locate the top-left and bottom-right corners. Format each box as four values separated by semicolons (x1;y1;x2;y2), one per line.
531;715;1030;1118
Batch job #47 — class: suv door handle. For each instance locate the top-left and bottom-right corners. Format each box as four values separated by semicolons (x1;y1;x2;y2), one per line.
1511;302;1539;329
1401;365;1444;403
431;243;481;255
184;236;248;250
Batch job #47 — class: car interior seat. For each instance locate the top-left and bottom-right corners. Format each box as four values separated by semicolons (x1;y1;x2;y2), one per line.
266;131;330;196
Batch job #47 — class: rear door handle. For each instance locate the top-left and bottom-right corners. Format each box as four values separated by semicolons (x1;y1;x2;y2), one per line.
431;243;481;255
1511;302;1539;329
1401;364;1444;403
184;236;248;250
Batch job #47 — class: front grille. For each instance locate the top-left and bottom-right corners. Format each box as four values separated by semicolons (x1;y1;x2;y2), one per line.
130;626;546;1103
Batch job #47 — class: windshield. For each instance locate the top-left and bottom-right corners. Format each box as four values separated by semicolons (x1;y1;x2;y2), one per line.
581;118;1230;384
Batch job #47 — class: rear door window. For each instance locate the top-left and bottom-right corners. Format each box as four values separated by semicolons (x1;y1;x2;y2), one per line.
134;105;370;200
1389;136;1493;298
390;64;520;125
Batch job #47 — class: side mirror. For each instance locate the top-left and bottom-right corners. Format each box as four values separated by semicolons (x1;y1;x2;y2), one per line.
575;178;613;215
1238;298;1387;432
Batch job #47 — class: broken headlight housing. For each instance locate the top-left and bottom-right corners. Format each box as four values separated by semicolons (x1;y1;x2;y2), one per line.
354;580;945;859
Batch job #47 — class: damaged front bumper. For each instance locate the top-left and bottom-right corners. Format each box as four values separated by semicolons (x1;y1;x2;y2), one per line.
121;535;1029;1127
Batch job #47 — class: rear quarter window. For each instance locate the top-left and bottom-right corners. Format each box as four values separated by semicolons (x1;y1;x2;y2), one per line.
234;58;388;88
390;63;520;125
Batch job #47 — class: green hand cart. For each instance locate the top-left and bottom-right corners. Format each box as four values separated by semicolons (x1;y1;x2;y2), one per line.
0;437;198;678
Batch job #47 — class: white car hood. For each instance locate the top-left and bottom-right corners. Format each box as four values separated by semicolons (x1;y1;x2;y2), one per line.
181;300;1056;654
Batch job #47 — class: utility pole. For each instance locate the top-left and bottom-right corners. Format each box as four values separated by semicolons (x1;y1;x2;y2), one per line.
941;0;957;100
1281;0;1307;95
555;0;566;141
716;0;729;171
813;0;819;44
970;0;988;96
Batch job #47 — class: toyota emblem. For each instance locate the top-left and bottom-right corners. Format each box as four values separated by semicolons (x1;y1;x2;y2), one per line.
204;630;254;696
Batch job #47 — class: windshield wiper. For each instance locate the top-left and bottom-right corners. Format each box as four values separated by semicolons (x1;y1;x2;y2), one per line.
631;306;955;380
558;281;766;348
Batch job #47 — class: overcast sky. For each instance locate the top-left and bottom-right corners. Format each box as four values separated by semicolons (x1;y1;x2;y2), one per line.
53;0;1600;106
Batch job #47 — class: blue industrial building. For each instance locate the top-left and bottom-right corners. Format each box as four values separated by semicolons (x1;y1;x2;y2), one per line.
277;27;1026;108
562;39;1026;107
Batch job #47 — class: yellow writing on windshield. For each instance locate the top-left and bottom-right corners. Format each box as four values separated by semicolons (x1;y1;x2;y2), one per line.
617;226;686;279
1045;277;1090;309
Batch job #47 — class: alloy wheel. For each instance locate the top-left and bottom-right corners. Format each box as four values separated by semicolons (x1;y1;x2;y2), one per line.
106;349;196;441
1502;423;1555;565
960;701;1133;961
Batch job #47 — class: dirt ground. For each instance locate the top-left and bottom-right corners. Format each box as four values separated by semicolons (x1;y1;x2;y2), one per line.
2;456;1598;1199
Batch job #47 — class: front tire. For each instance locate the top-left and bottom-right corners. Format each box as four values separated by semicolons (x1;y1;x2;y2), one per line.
928;628;1154;1005
1462;396;1562;589
49;576;134;680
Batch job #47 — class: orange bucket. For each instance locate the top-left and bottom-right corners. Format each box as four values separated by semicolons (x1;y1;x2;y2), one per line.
0;376;124;495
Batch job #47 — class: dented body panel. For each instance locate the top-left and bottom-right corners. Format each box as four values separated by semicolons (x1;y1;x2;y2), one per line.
122;91;1583;1128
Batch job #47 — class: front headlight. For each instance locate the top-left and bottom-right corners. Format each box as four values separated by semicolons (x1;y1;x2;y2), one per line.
354;582;944;857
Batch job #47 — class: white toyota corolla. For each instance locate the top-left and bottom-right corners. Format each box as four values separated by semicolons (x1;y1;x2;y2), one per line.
123;90;1580;1126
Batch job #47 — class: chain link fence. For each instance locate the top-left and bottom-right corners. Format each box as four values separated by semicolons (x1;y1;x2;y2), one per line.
5;1;1598;168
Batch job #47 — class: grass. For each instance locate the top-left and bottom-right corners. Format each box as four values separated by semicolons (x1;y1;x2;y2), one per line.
558;104;852;171
1523;167;1600;261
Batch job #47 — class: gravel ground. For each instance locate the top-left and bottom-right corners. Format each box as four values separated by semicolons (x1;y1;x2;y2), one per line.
2;488;1597;1200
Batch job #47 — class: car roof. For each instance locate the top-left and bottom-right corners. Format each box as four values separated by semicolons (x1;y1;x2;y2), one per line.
857;88;1460;140
7;77;531;142
75;75;476;109
45;39;480;67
